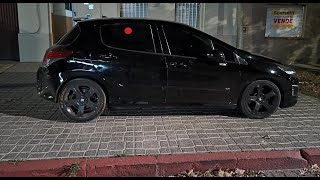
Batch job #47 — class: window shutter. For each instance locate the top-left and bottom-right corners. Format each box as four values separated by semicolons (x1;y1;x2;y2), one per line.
175;3;200;29
121;3;148;18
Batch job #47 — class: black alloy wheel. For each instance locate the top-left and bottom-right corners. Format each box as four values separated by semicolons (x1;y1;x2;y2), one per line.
240;80;281;119
58;78;107;122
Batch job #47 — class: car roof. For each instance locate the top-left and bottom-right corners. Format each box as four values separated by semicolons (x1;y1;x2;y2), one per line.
79;17;194;29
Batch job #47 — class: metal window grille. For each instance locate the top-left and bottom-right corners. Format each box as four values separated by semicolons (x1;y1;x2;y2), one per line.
175;3;200;29
65;3;72;11
120;3;148;18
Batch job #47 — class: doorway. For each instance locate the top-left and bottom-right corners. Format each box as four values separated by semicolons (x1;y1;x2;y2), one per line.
0;3;19;61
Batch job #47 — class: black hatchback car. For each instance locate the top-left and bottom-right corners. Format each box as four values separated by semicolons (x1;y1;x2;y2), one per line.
37;18;298;122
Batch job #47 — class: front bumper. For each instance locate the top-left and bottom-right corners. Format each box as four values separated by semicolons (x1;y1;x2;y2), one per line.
279;77;299;108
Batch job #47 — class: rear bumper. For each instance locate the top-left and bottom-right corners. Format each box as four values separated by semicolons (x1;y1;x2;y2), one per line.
36;67;58;102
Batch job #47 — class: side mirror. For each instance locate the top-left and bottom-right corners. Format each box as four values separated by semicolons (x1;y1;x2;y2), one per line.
206;50;226;63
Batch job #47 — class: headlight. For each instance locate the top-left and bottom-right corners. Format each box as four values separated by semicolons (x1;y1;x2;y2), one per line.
277;65;296;75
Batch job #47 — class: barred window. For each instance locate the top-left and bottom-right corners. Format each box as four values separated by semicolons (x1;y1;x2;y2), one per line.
175;3;200;29
65;3;72;11
120;3;148;18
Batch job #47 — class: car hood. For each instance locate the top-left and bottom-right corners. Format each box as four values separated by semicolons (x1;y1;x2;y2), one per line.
235;49;284;66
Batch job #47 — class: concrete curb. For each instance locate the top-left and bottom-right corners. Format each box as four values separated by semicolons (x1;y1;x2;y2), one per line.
0;158;87;177
301;148;320;165
0;148;318;177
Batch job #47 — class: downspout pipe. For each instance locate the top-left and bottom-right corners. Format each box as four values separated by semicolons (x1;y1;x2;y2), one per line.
236;3;243;49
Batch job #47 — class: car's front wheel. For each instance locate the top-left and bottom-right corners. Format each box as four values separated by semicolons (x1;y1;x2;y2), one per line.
239;80;281;119
58;78;107;122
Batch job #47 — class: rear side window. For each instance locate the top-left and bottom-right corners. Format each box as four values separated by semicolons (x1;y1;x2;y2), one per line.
56;24;81;45
100;23;155;53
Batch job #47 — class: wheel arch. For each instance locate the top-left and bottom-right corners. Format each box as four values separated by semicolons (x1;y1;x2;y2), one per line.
237;77;284;107
55;71;110;104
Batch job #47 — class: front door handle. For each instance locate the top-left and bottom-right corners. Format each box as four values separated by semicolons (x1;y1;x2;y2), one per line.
169;62;188;68
169;62;177;67
219;63;227;66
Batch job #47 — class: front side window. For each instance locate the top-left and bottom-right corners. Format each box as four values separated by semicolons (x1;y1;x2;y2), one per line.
163;25;212;58
100;23;155;53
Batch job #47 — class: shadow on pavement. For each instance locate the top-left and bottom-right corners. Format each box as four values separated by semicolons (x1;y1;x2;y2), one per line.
0;72;244;122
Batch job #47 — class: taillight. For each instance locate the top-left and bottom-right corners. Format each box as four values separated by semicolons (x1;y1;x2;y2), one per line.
42;50;73;64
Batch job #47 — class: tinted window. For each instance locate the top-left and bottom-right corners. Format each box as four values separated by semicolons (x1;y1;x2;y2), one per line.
56;24;80;45
163;25;212;58
100;23;155;53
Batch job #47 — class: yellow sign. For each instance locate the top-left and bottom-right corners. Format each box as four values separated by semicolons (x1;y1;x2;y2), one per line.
272;24;294;29
265;6;304;37
272;10;296;16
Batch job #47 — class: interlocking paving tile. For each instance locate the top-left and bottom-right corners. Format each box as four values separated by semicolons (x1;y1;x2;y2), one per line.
108;141;125;150
2;153;18;160
0;63;320;162
0;145;15;154
31;144;53;153
84;150;97;157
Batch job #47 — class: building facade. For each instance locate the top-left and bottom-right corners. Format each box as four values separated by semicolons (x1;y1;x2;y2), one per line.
1;3;319;66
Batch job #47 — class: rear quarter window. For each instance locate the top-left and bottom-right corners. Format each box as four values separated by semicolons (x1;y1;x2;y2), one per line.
100;23;155;53
56;24;81;45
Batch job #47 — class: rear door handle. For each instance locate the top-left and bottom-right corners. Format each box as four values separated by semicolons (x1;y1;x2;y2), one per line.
169;62;189;68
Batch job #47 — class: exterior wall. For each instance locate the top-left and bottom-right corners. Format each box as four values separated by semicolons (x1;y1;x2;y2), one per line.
148;3;175;21
203;3;239;47
53;3;72;17
203;3;219;36
242;3;320;65
146;2;240;48
101;3;119;18
74;3;118;19
72;3;240;47
16;3;319;65
74;3;99;19
18;3;52;62
52;3;73;43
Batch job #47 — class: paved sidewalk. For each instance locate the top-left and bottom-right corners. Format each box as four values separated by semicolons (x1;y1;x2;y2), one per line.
0;63;320;164
264;169;312;177
0;62;16;74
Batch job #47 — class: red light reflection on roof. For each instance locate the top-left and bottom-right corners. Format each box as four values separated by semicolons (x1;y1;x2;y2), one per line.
124;27;132;35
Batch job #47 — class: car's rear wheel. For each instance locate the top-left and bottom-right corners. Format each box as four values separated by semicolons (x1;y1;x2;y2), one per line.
240;80;281;119
58;78;107;122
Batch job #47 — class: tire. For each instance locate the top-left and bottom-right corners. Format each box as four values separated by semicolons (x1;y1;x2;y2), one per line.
239;80;281;119
58;78;107;122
